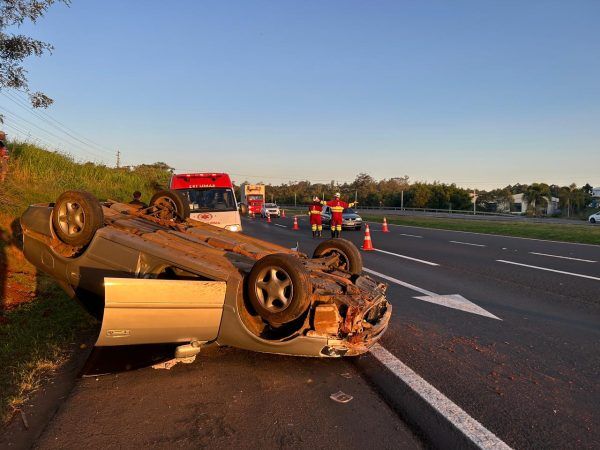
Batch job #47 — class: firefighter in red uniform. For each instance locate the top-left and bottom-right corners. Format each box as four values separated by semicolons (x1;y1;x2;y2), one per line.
308;196;323;238
323;192;356;238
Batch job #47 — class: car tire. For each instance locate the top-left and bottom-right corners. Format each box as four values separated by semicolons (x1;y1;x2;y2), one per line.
247;254;312;326
313;238;363;275
52;190;104;247
149;190;190;221
591;218;596;224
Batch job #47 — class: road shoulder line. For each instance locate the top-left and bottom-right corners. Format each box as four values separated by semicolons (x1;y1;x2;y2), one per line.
368;344;511;450
363;268;436;296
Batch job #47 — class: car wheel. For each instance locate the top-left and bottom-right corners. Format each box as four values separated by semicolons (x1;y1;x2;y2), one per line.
591;218;596;224
149;190;190;221
52;190;104;247
247;254;312;326
313;238;363;275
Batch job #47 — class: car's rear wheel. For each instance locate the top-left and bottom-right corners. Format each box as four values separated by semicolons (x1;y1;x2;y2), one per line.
149;190;190;221
247;254;312;326
313;238;363;275
52;191;104;247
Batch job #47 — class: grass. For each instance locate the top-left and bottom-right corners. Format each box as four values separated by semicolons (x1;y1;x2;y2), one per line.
0;284;95;423
0;142;171;424
361;215;600;245
1;142;170;217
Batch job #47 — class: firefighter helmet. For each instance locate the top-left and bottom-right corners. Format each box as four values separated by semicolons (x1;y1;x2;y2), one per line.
334;192;341;198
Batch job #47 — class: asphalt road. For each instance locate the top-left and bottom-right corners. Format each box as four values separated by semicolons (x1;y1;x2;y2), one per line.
34;346;420;450
241;215;600;449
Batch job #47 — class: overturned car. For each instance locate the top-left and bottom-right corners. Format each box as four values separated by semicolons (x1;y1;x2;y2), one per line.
20;190;391;359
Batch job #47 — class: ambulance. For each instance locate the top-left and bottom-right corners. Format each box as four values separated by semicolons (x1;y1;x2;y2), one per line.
169;173;242;232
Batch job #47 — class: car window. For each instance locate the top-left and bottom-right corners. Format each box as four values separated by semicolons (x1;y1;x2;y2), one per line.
343;208;356;214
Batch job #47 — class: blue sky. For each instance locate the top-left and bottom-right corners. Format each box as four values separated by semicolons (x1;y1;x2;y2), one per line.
2;0;599;188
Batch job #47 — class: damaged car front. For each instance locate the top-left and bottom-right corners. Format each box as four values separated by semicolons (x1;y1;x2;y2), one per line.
19;190;391;360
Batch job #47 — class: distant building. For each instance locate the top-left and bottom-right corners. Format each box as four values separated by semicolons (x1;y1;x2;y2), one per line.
508;193;559;215
591;187;600;208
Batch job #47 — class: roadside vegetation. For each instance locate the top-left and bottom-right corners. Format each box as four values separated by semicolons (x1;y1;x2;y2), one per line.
362;215;600;246
257;173;597;220
0;142;171;424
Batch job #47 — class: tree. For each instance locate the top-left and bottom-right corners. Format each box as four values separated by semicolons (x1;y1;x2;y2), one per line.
0;0;68;122
523;183;551;216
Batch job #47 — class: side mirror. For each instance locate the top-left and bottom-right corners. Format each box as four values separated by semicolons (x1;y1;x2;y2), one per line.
239;203;249;216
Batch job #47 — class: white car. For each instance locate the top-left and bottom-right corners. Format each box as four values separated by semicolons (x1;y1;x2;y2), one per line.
261;203;281;218
589;211;600;224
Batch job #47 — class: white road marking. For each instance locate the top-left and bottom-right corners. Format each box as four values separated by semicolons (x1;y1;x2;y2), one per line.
528;252;596;263
449;240;486;247
374;249;439;266
497;260;600;281
386;222;600;247
364;268;501;320
413;294;501;320
363;268;436;296
274;224;287;228
399;233;423;238
369;344;512;450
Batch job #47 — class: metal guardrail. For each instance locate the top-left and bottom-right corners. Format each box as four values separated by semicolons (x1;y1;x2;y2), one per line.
277;205;517;217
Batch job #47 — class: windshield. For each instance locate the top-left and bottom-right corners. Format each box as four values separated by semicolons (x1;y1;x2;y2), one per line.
343;208;356;214
265;203;277;207
178;188;237;212
247;195;263;202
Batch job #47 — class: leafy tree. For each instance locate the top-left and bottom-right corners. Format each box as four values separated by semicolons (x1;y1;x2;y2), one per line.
0;0;68;121
523;183;551;216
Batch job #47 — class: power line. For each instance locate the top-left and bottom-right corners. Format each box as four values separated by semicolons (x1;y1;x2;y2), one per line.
1;90;114;156
0;106;110;162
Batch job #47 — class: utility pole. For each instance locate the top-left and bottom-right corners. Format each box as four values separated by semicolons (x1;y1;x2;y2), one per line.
473;190;477;215
294;192;297;207
116;149;121;168
401;190;404;210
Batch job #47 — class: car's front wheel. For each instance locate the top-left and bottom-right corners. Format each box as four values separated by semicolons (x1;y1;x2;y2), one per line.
591;218;597;224
51;190;104;247
247;254;312;326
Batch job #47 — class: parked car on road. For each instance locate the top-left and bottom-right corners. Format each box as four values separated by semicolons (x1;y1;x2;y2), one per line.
321;207;363;230
20;190;390;360
261;203;281;218
589;211;600;224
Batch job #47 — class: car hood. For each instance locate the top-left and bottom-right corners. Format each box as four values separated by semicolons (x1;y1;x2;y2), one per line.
343;214;361;219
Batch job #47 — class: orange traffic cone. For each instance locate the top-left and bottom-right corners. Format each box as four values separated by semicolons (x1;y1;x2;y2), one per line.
293;216;299;230
281;209;286;218
267;212;271;223
382;217;390;233
361;224;375;251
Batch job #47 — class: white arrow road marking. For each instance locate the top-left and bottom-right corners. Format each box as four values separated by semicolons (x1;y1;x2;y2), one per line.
528;252;596;263
413;294;501;320
374;249;439;266
369;344;512;450
497;260;600;281
364;268;501;320
449;240;486;247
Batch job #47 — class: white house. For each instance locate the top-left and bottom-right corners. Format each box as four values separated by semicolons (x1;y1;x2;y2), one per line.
509;193;559;215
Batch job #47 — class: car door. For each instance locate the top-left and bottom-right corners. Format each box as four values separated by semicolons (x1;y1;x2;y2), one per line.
96;277;227;346
322;206;331;224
